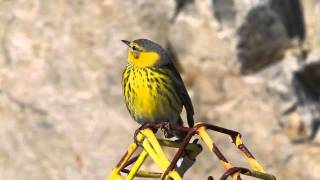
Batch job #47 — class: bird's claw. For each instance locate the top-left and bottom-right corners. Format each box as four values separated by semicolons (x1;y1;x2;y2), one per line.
161;122;174;138
133;123;159;145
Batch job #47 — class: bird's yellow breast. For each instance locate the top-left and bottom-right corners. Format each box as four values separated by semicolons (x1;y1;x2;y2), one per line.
128;68;159;118
122;65;182;122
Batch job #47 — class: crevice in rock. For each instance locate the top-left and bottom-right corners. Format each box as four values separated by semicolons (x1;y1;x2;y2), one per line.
2;16;16;65
0;89;48;116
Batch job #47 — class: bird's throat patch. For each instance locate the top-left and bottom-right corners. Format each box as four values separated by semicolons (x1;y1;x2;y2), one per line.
128;51;160;68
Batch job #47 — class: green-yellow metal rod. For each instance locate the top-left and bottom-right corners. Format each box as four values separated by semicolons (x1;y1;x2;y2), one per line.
158;139;202;159
129;170;162;178
250;170;277;180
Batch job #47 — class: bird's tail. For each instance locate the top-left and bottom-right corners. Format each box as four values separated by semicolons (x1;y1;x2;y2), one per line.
172;116;188;139
187;112;194;127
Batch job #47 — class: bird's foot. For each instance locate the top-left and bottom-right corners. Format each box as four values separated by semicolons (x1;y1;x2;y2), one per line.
160;122;174;138
133;123;159;145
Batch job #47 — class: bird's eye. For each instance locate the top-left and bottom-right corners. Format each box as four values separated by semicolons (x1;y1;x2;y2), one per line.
132;46;138;51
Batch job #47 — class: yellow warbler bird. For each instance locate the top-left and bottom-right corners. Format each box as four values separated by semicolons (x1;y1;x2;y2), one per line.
121;39;194;138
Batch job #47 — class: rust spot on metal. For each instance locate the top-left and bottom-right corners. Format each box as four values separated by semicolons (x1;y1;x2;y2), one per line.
121;169;130;174
212;144;228;163
201;123;239;137
116;151;128;168
162;123;243;179
130;122;271;180
123;155;140;169
238;144;255;159
161;127;196;180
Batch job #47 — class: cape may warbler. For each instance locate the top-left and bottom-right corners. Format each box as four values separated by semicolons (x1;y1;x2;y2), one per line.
121;39;194;138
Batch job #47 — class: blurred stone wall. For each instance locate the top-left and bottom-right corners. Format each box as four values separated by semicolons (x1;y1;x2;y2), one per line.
0;0;320;180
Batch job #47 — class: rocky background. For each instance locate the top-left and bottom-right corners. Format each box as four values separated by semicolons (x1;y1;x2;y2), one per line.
0;0;320;179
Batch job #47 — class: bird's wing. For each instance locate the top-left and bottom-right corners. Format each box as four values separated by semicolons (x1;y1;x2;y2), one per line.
164;64;194;127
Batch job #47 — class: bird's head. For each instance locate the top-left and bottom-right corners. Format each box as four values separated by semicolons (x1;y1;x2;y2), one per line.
121;39;170;68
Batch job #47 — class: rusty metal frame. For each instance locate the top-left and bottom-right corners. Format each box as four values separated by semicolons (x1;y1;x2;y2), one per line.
107;122;276;180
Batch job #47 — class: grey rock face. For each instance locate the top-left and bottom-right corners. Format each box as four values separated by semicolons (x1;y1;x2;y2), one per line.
290;61;320;141
270;0;306;41
268;57;320;143
211;0;236;31
211;0;306;74
236;5;290;74
172;0;195;21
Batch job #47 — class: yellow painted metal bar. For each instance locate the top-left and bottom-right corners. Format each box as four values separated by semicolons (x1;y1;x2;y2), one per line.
117;143;138;169
107;132;145;180
107;142;138;180
166;171;183;180
107;171;124;180
127;150;148;180
142;135;169;169
234;135;266;173
141;129;169;161
197;127;239;180
247;158;266;173
198;127;213;150
141;132;182;180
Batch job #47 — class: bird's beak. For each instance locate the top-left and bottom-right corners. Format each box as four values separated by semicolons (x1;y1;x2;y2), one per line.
121;40;131;47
